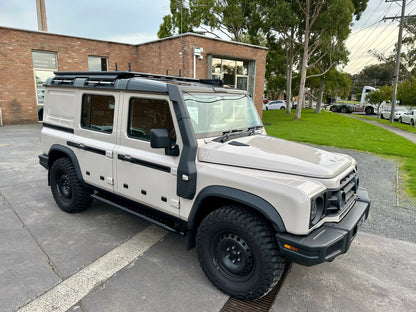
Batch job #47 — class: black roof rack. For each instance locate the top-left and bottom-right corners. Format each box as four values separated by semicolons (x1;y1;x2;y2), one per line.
51;71;224;87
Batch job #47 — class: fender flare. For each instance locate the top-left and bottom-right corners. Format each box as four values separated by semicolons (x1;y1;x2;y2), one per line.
47;144;85;186
188;185;286;233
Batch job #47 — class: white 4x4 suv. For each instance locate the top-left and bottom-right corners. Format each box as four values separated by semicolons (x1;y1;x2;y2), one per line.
39;71;370;301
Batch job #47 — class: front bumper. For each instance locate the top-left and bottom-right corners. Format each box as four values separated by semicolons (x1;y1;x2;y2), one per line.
276;188;370;266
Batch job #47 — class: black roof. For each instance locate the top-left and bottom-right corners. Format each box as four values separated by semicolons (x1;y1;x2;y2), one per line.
45;71;224;93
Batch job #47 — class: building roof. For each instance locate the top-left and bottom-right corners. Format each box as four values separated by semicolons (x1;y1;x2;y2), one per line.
0;26;267;50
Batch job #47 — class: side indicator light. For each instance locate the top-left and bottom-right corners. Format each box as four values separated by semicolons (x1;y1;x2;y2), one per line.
284;244;298;252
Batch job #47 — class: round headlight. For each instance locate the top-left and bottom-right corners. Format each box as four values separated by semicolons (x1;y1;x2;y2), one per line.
311;201;318;221
310;196;324;224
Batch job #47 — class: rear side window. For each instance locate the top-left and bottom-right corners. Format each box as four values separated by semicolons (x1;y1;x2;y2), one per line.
128;98;176;142
81;94;115;133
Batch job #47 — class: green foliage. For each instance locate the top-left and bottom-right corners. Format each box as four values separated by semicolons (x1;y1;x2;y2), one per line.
158;1;198;38
366;85;393;104
398;77;416;106
262;109;416;197
157;0;262;42
351;53;410;97
323;68;352;98
157;15;175;38
402;17;416;71
265;37;287;96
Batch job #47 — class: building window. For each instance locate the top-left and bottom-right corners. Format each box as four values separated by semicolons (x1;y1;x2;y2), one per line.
128;98;176;143
211;58;249;90
81;94;115;133
88;56;108;71
32;51;57;121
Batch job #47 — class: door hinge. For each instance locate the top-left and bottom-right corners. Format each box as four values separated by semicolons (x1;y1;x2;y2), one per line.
106;150;113;158
106;177;114;185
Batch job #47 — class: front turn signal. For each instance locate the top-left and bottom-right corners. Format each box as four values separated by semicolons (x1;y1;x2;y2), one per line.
284;244;298;252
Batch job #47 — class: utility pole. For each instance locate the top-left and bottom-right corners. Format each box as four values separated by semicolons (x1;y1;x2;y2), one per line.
384;0;406;123
36;0;48;32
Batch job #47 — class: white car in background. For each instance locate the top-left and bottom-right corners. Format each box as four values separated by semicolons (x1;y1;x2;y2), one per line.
399;109;416;126
380;106;408;120
264;100;288;110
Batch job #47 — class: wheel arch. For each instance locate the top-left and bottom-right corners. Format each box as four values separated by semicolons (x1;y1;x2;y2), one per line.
47;144;84;186
186;185;286;249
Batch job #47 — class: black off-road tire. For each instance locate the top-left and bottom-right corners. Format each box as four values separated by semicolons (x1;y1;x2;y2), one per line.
49;157;92;213
196;206;286;301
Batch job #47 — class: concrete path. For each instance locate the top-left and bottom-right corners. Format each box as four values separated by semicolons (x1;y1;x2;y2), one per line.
347;114;416;144
0;124;415;312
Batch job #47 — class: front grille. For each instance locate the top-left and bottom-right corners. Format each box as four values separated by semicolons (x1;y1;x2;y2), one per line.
325;170;358;216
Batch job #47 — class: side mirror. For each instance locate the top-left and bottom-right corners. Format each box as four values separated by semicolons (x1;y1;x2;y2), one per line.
150;129;170;148
150;129;179;156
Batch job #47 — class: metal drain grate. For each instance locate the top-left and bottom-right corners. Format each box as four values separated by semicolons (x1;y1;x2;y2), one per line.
219;262;292;312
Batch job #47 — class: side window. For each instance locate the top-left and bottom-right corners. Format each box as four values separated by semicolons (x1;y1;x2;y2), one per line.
128;98;176;142
81;94;115;133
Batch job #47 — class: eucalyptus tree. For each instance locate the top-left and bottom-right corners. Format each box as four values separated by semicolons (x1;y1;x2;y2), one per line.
293;0;363;119
261;0;301;114
261;0;367;118
158;0;261;42
310;41;349;112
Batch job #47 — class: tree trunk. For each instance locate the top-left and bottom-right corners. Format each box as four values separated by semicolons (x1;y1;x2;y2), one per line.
295;0;310;120
309;92;313;109
286;41;294;114
315;80;325;113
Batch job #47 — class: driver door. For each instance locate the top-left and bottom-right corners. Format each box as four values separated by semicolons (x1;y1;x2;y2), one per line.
115;94;181;216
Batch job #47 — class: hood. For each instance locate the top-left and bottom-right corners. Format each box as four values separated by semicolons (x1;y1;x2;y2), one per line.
198;135;354;179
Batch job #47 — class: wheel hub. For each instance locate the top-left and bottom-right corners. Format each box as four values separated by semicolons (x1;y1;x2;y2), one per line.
214;233;253;277
57;174;71;198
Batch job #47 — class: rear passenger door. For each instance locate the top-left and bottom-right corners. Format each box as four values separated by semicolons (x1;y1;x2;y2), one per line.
115;94;181;216
71;91;119;192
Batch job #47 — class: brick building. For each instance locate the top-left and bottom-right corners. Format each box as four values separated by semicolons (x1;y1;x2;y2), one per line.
0;26;267;125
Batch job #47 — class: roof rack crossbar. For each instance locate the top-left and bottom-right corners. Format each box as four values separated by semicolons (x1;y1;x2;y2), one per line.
52;71;223;87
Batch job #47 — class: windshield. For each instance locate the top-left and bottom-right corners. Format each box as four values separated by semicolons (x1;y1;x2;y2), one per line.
183;92;263;139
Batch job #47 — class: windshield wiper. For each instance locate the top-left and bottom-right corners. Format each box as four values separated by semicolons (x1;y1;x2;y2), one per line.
216;129;244;143
215;126;262;143
247;125;263;135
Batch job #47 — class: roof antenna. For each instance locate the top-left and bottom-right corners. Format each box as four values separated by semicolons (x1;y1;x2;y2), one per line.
128;62;131;72
115;63;118;71
166;69;169;75
179;69;182;77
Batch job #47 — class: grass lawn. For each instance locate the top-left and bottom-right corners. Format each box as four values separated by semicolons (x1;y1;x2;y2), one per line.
262;109;416;197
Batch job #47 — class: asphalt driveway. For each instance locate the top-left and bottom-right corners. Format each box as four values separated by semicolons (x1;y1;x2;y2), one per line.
0;124;415;312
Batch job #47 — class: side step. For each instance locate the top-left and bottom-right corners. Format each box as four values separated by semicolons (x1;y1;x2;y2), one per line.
92;193;186;236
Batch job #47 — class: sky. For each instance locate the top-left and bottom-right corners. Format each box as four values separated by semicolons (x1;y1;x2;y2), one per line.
344;0;416;74
1;0;416;75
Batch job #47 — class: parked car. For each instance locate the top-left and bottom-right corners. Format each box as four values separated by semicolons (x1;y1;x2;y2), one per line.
399;109;416;126
380;106;408;120
264;100;288;110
